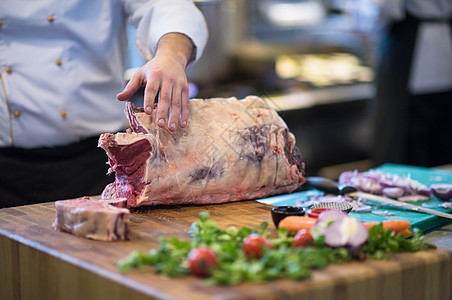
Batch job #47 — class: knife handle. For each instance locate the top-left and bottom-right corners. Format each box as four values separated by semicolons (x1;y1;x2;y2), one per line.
305;177;357;195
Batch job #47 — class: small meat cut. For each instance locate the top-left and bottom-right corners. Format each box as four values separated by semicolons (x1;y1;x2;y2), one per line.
52;198;130;241
99;96;305;208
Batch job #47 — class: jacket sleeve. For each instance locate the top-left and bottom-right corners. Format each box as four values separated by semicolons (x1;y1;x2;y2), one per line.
121;0;208;66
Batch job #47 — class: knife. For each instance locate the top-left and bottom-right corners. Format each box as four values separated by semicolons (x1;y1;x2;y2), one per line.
305;176;452;220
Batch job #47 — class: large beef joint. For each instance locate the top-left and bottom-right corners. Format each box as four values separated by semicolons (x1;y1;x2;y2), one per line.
52;198;130;241
99;96;305;208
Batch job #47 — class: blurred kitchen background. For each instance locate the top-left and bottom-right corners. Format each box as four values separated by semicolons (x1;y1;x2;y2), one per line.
126;0;381;179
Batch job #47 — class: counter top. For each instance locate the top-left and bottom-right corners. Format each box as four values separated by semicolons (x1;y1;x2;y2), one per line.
424;222;452;252
1;200;451;300
264;83;374;111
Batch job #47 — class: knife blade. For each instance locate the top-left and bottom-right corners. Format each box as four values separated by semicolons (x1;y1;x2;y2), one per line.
305;176;452;220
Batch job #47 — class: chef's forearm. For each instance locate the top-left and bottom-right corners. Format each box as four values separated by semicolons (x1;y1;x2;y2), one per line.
155;33;194;68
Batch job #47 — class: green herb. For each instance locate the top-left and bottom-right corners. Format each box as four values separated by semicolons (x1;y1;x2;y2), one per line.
118;212;435;285
362;223;435;259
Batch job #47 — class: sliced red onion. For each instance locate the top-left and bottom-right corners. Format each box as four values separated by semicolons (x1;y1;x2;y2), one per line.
382;187;405;199
368;185;384;195
314;196;345;203
439;202;452;209
371;210;395;216
347;219;369;248
338;171;357;185
312;210;347;236
323;220;346;248
351;176;382;194
322;215;368;248
338;169;432;201
397;195;430;202
430;184;452;201
353;205;372;213
313;210;369;248
412;184;432;197
363;169;385;181
377;177;394;188
316;210;347;223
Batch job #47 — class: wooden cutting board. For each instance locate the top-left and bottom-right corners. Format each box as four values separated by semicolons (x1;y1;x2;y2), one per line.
1;200;451;300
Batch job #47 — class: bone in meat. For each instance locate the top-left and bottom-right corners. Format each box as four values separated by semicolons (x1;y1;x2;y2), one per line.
99;96;305;208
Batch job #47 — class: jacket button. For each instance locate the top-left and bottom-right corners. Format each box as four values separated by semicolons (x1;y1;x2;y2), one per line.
56;59;62;66
47;16;55;23
0;20;3;27
61;110;67;118
14;110;21;117
5;67;12;74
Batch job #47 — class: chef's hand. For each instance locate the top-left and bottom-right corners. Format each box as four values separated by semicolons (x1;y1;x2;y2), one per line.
117;33;194;132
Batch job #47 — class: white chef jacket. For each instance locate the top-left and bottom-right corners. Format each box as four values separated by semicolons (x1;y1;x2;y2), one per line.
0;0;208;148
376;0;452;94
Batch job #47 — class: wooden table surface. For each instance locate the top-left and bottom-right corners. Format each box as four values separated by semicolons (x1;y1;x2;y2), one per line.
1;200;451;300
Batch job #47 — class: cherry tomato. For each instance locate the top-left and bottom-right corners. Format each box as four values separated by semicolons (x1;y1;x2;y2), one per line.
293;229;314;248
187;247;217;278
243;233;272;259
308;208;331;218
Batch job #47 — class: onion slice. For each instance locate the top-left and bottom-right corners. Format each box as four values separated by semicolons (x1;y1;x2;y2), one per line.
323;220;346;248
440;202;452;209
338;169;432;200
371;210;395;216
382;187;404;199
346;219;369;248
397;195;430;202
312;210;346;236
312;211;368;248
430;184;452;202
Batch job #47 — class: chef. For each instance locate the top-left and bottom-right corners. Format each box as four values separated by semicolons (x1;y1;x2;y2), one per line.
372;0;452;167
0;0;208;207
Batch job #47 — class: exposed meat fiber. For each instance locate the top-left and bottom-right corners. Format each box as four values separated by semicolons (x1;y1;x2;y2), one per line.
52;197;130;241
99;96;306;208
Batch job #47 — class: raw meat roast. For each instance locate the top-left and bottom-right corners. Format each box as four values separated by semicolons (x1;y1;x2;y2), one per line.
52;197;130;241
99;96;305;208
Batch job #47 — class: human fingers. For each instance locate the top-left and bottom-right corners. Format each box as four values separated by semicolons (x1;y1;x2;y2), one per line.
180;84;189;128
143;78;160;115
168;85;182;132
156;81;172;128
117;71;143;101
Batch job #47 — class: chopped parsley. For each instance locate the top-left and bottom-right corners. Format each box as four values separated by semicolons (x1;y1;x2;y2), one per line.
117;211;435;285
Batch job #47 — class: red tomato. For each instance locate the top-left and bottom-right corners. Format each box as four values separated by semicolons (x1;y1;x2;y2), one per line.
243;234;272;259
294;229;314;248
187;247;217;278
308;208;331;218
